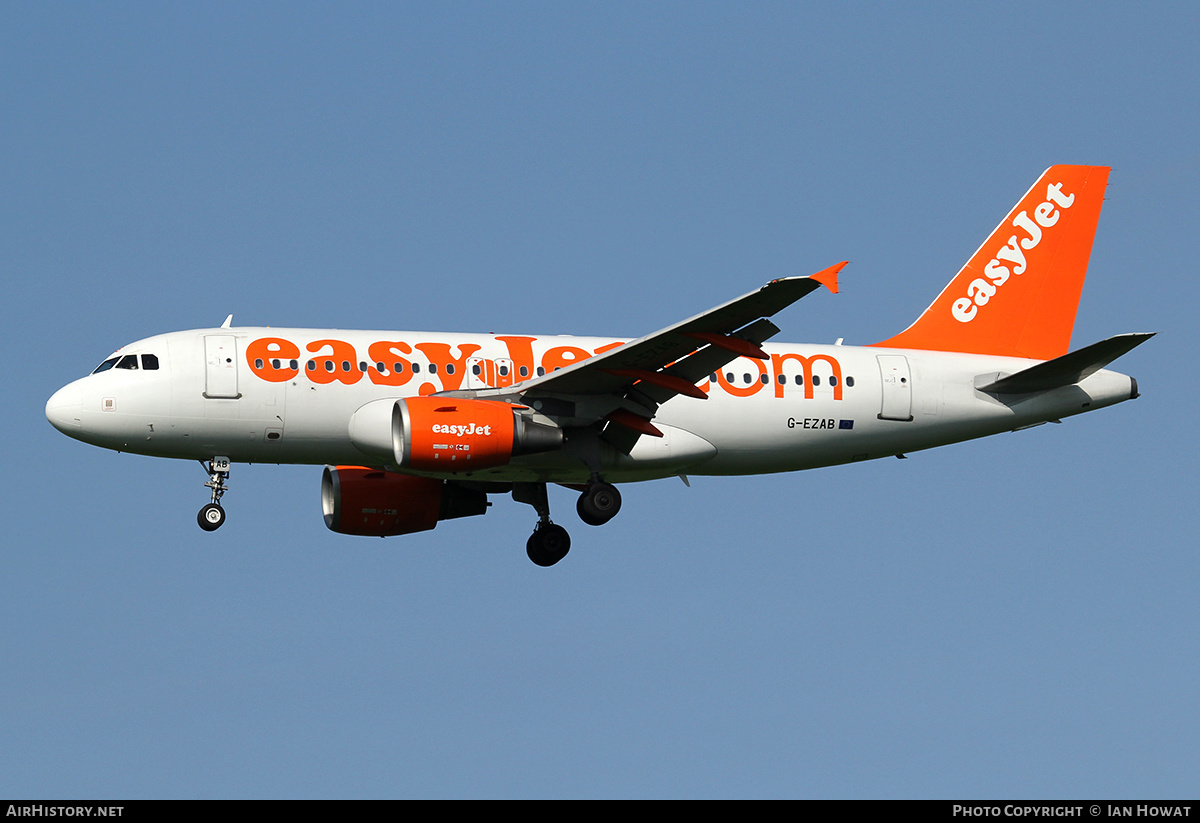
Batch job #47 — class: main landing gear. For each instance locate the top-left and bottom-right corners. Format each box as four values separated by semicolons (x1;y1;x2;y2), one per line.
197;457;230;532
514;482;569;567
576;478;622;526
515;477;623;566
527;522;571;568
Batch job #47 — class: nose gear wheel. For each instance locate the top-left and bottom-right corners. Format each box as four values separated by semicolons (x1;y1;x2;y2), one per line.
197;457;230;531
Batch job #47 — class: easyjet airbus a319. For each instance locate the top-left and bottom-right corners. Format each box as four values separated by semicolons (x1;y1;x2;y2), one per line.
46;166;1151;565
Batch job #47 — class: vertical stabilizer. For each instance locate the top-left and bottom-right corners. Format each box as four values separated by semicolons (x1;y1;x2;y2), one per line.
872;165;1110;360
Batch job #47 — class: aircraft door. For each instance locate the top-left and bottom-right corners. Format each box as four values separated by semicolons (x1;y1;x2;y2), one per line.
877;355;912;421
204;335;241;399
467;356;487;389
494;358;514;388
465;357;514;389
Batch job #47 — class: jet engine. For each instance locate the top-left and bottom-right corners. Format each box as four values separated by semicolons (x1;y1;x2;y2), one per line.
321;465;488;537
393;397;563;472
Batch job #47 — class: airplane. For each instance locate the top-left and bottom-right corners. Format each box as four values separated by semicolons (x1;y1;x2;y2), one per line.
45;165;1152;566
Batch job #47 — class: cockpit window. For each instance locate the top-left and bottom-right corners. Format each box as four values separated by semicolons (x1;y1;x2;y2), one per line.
91;353;160;374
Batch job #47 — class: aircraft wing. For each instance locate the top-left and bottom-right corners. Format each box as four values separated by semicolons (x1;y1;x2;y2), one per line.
467;262;845;448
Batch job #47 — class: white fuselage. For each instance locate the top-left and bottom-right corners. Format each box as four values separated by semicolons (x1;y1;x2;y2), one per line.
45;327;1137;484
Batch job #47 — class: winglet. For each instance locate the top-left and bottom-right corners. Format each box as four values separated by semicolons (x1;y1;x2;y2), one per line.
806;261;846;295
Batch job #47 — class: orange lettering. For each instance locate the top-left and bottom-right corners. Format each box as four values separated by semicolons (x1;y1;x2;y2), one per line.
495;336;537;382
306;339;363;385
413;342;482;392
542;345;591;373
770;352;843;400
716;358;767;397
246;338;300;383
366;341;415;387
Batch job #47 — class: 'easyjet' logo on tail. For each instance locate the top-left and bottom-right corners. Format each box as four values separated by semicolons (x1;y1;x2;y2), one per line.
951;181;1076;323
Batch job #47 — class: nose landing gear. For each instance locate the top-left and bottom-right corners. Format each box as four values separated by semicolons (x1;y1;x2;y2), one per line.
197;457;230;531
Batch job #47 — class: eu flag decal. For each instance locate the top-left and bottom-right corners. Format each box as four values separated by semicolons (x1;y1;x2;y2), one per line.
839;419;854;430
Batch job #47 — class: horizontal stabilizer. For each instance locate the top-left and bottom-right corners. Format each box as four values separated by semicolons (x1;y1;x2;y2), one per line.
975;333;1154;394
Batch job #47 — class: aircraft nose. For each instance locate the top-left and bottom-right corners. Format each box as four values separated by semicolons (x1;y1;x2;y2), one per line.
46;382;84;434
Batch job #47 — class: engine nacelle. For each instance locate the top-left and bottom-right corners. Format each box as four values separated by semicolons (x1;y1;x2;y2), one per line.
393;397;562;472
321;465;488;537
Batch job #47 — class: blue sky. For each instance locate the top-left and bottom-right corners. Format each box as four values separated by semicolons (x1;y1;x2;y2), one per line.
3;2;1197;798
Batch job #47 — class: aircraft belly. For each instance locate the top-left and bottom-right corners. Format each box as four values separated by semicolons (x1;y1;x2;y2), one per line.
659;384;879;474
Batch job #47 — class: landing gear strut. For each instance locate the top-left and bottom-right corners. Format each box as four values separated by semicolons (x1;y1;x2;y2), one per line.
514;482;571;567
197;457;230;531
577;478;621;526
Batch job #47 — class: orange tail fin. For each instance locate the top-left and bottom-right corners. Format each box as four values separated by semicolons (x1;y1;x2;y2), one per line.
872;165;1110;360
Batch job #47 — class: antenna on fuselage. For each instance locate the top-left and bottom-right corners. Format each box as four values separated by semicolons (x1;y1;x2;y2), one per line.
221;315;233;329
